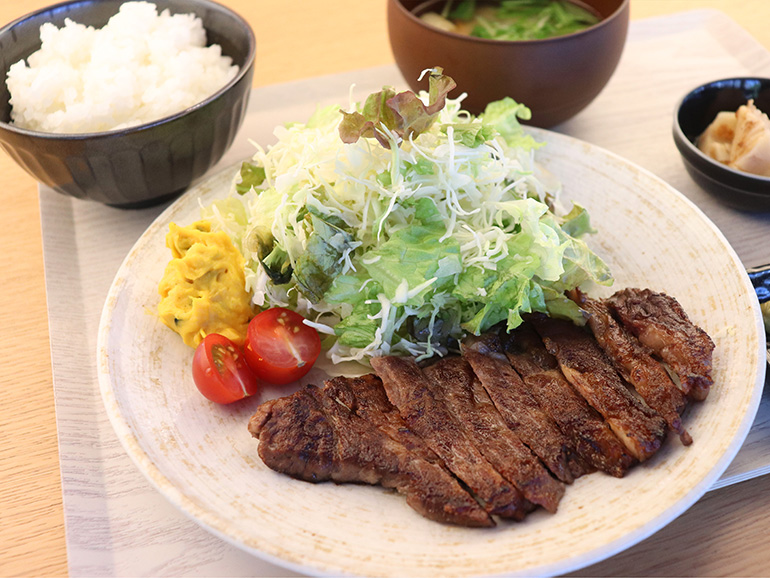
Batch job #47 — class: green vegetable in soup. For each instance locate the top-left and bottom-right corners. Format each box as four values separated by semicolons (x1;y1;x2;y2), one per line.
426;0;601;41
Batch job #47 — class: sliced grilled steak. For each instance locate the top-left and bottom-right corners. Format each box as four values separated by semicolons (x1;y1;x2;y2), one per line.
461;334;592;484
501;322;637;478
248;385;494;527
370;355;530;520
606;288;715;401
423;356;564;513
249;386;336;482
529;314;668;462
572;290;692;445
323;374;441;465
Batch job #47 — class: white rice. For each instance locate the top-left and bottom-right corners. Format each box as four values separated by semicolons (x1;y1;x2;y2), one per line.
6;1;240;134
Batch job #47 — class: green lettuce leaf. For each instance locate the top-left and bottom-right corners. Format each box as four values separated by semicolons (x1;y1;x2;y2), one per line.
325;275;382;347
364;199;460;296
480;97;543;150
294;212;355;303
450;122;497;147
306;103;341;128
235;161;266;195
559;203;596;237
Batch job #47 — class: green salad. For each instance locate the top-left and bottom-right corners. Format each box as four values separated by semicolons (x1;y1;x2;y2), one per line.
201;70;612;364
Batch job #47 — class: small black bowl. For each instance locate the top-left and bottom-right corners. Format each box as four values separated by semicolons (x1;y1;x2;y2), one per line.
673;77;770;212
0;0;255;209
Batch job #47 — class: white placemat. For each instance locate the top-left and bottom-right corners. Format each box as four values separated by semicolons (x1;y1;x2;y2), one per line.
42;10;770;577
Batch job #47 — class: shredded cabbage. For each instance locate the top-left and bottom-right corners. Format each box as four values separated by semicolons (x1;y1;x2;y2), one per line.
201;83;612;365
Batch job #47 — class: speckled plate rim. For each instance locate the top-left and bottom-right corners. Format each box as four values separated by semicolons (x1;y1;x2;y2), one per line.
97;127;766;578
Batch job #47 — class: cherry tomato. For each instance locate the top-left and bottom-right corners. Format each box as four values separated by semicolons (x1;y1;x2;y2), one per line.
192;334;259;404
243;307;321;385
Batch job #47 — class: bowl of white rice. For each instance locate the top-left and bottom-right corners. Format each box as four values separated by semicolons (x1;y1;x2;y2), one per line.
0;0;255;208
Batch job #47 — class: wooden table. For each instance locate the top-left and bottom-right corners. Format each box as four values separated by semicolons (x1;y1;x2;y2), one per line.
2;1;769;576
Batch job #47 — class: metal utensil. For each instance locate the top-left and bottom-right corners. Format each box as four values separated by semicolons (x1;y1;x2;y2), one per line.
747;263;770;364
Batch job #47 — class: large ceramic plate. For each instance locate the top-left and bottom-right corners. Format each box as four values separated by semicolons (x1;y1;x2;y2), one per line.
97;127;766;577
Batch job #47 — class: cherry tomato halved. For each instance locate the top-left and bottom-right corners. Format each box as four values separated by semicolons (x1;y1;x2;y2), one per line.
192;334;259;404
243;307;321;385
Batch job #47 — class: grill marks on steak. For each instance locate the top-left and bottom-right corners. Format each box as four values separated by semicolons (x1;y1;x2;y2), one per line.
529;314;668;462
572;291;693;445
249;387;336;482
606;288;715;401
323;374;441;466
501;322;637;478
422;356;565;513
461;334;591;484
248;384;494;527
370;355;530;520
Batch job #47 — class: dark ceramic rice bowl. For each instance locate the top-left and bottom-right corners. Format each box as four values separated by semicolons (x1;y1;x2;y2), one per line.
0;0;255;208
